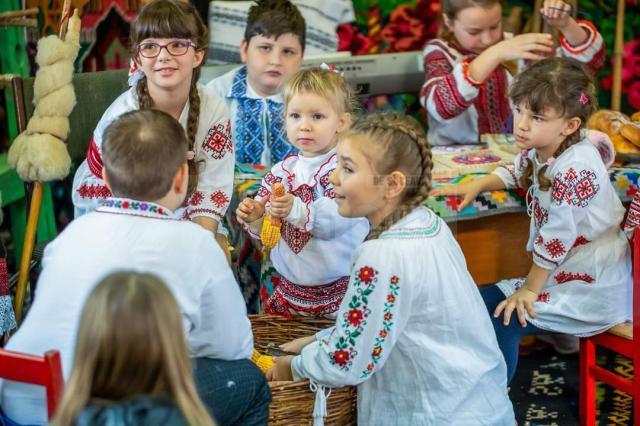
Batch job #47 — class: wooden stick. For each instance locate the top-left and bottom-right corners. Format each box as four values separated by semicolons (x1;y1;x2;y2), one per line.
0;18;38;28
13;183;43;324
611;0;625;111
0;7;38;19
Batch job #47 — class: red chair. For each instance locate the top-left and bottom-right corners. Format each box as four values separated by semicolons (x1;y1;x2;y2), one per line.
579;227;640;425
0;349;64;420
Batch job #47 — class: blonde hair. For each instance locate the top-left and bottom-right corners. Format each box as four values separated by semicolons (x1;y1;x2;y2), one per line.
284;67;356;115
51;272;214;426
343;113;433;240
510;58;597;191
130;0;208;195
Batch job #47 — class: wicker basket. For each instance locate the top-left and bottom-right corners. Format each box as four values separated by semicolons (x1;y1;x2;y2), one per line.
249;315;357;426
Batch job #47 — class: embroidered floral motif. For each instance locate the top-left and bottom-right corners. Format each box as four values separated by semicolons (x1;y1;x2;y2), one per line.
329;266;379;371
282;223;312;254
533;199;549;229
362;275;400;378
537;292;551;303
102;199;169;216
544;238;566;259
552;167;600;207
77;183;112;199
210;191;230;209
202;123;233;160
263;171;281;186
319;168;336;198
535;235;543;246
572;236;590;248
291;185;315;205
189;191;204;206
554;271;595;284
257;186;269;199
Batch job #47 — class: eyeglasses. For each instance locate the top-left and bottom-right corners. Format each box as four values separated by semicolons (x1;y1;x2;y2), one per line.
136;40;197;58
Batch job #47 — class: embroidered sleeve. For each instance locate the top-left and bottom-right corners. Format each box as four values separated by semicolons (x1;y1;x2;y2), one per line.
559;20;606;74
493;151;528;189
187;118;235;222
242;168;284;239
292;246;410;386
420;41;479;122
532;163;600;269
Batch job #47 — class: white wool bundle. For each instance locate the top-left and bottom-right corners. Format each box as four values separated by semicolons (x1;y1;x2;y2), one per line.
8;10;81;182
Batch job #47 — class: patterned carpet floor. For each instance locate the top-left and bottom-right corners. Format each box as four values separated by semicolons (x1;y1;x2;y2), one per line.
510;341;634;425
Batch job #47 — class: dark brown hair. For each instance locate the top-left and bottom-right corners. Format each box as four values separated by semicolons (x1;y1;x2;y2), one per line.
510;57;597;190
102;109;187;200
438;0;502;41
245;0;306;51
52;272;214;426
129;0;207;194
343;113;434;240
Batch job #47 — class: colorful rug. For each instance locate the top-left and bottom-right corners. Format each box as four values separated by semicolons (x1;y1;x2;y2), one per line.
510;343;634;425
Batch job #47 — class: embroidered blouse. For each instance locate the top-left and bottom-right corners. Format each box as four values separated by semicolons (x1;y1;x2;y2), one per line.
245;150;369;285
492;139;631;335
420;21;605;146
292;206;515;425
72;85;234;223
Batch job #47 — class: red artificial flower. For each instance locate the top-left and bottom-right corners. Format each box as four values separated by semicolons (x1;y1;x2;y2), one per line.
333;349;350;366
381;0;440;53
337;23;373;56
347;309;364;326
358;266;376;283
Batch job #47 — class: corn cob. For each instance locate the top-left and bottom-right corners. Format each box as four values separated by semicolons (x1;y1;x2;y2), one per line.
251;348;275;373
260;182;286;250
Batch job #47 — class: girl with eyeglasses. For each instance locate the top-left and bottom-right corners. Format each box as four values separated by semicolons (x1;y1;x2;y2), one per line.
72;0;235;261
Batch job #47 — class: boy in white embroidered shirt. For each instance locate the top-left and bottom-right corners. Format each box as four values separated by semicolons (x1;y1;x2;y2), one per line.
266;112;515;425
0;110;270;426
236;68;369;317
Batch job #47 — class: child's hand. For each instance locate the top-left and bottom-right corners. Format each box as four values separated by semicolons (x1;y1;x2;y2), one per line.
279;335;316;355
491;33;554;63
236;197;266;224
269;193;294;219
494;286;538;327
266;355;294;381
430;181;483;211
541;0;573;30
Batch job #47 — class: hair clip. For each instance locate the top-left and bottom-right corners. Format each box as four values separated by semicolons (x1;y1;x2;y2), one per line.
186;150;195;161
320;62;344;76
579;92;589;105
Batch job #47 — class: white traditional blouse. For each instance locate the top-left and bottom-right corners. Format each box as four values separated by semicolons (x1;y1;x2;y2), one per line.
292;206;515;425
0;198;252;425
421;21;605;146
493;138;632;335
246;149;369;285
72;85;235;223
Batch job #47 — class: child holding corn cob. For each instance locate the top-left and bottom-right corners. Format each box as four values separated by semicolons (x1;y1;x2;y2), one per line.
236;67;369;317
267;113;514;425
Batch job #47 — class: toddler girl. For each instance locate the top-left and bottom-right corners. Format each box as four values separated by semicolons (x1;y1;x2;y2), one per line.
236;67;369;317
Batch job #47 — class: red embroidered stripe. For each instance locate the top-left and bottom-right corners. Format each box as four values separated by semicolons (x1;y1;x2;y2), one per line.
86;137;104;178
554;271;595;284
433;74;471;119
76;183;112;199
559;20;598;55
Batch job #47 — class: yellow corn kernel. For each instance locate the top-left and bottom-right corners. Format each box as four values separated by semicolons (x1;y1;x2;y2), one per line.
260;182;287;250
251;348;275;373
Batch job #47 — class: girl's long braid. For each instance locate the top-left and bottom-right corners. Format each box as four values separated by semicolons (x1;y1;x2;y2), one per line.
365;114;433;240
185;76;200;195
136;76;153;109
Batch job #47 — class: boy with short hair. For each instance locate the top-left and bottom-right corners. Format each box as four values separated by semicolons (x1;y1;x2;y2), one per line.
0;110;270;426
207;0;305;165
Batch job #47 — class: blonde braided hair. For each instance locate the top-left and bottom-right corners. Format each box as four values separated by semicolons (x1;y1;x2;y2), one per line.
345;113;433;240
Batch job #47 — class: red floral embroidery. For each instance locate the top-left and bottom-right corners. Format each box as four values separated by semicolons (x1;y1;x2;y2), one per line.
189;191;204;206
263;172;280;186
379;330;388;338
333;350;350;367
537;292;551;303
372;346;382;357
282;223;312;254
533;200;548;229
552;167;600;207
572;236;590;249
348;309;364;326
358;266;376;283
554;271;595;284
202;123;233;160
535;235;543;246
387;294;396;303
210;191;229;209
77;184;112;199
544;238;566;259
384;312;393;321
